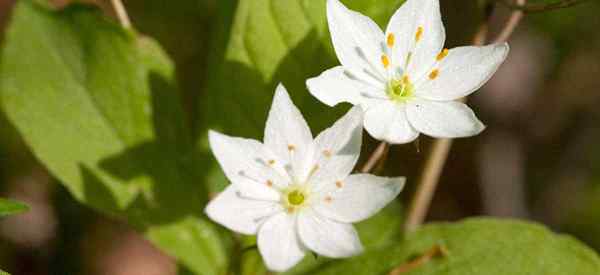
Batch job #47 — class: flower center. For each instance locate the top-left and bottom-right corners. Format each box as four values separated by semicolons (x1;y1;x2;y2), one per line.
386;75;414;102
287;190;305;205
282;185;310;213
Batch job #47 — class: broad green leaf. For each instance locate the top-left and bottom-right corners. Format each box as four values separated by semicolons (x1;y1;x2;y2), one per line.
240;201;404;275
0;198;28;217
0;1;226;274
0;270;9;275
312;218;600;275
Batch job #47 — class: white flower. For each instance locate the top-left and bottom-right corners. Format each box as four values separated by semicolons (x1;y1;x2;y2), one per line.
307;0;509;144
205;84;405;272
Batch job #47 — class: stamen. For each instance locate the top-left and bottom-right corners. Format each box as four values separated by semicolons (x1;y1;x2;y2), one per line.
324;196;333;203
387;33;395;47
286;207;294;213
402;75;410;84
428;69;439;80
381;54;390;69
415;26;423;42
405;52;413;68
436;48;449;61
267;159;275;166
335;181;343;188
287;144;295;151
323;150;332;158
307;164;320;179
266;180;273;187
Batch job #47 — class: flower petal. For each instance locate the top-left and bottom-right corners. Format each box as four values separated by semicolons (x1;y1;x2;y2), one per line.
363;101;419;144
264;84;313;181
306;66;385;107
297;208;363;258
309;106;363;186
313;174;405;223
385;0;445;79
326;0;386;83
209;130;290;189
406;99;485;138
415;43;510;100
205;185;282;235
258;213;306;272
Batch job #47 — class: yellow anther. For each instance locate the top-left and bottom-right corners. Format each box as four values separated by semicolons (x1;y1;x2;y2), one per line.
324;196;333;203
402;75;410;84
267;159;275;165
323;150;332;158
266;180;273;187
287;144;295;151
429;69;439;80
381;54;390;69
415;26;423;42
387;33;395;47
335;181;343;188
436;48;449;61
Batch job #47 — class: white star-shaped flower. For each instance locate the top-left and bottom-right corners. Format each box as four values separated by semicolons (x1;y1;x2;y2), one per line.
206;84;405;272
307;0;509;144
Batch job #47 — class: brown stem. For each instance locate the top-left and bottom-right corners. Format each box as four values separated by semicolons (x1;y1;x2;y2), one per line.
388;245;449;275
110;0;132;29
493;0;526;44
360;142;389;173
404;15;502;232
499;0;588;13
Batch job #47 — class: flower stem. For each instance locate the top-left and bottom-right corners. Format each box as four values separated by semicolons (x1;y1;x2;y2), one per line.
360;142;388;173
110;0;132;29
387;245;449;275
404;3;526;232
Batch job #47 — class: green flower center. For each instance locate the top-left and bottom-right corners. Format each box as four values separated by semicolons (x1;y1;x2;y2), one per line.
386;76;414;102
287;190;305;205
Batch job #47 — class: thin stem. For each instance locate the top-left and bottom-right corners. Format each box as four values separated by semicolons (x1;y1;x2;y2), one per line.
110;0;132;29
388;245;449;275
404;19;494;232
499;0;588;13
360;142;388;173
493;0;526;44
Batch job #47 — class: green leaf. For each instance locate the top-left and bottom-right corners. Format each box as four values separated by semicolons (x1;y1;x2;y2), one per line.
0;198;29;217
311;218;600;275
0;269;10;275
0;1;226;274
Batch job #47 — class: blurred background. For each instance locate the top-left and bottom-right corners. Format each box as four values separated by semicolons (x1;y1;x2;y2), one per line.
0;0;599;274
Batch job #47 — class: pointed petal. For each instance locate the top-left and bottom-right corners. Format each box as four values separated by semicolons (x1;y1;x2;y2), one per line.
309;107;363;187
363;101;419;144
415;43;510;100
385;0;445;79
209;130;290;189
264;84;313;181
306;66;385;107
406;99;485;138
297;208;363;258
314;174;405;223
258;213;306;272
326;0;386;83
205;185;283;235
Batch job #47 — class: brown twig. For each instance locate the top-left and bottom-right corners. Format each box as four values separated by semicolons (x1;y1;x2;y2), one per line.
493;0;526;44
388;245;449;275
110;0;132;28
360;142;389;173
499;0;588;13
404;13;500;232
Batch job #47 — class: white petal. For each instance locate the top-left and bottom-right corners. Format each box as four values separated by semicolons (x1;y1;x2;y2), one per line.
326;0;386;83
297;208;363;258
415;43;510;100
264;84;313;181
363;101;419;144
308;106;363;187
205;185;282;235
313;174;404;223
385;0;445;79
209;130;290;189
257;213;305;272
406;99;485;138
306;66;385;107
